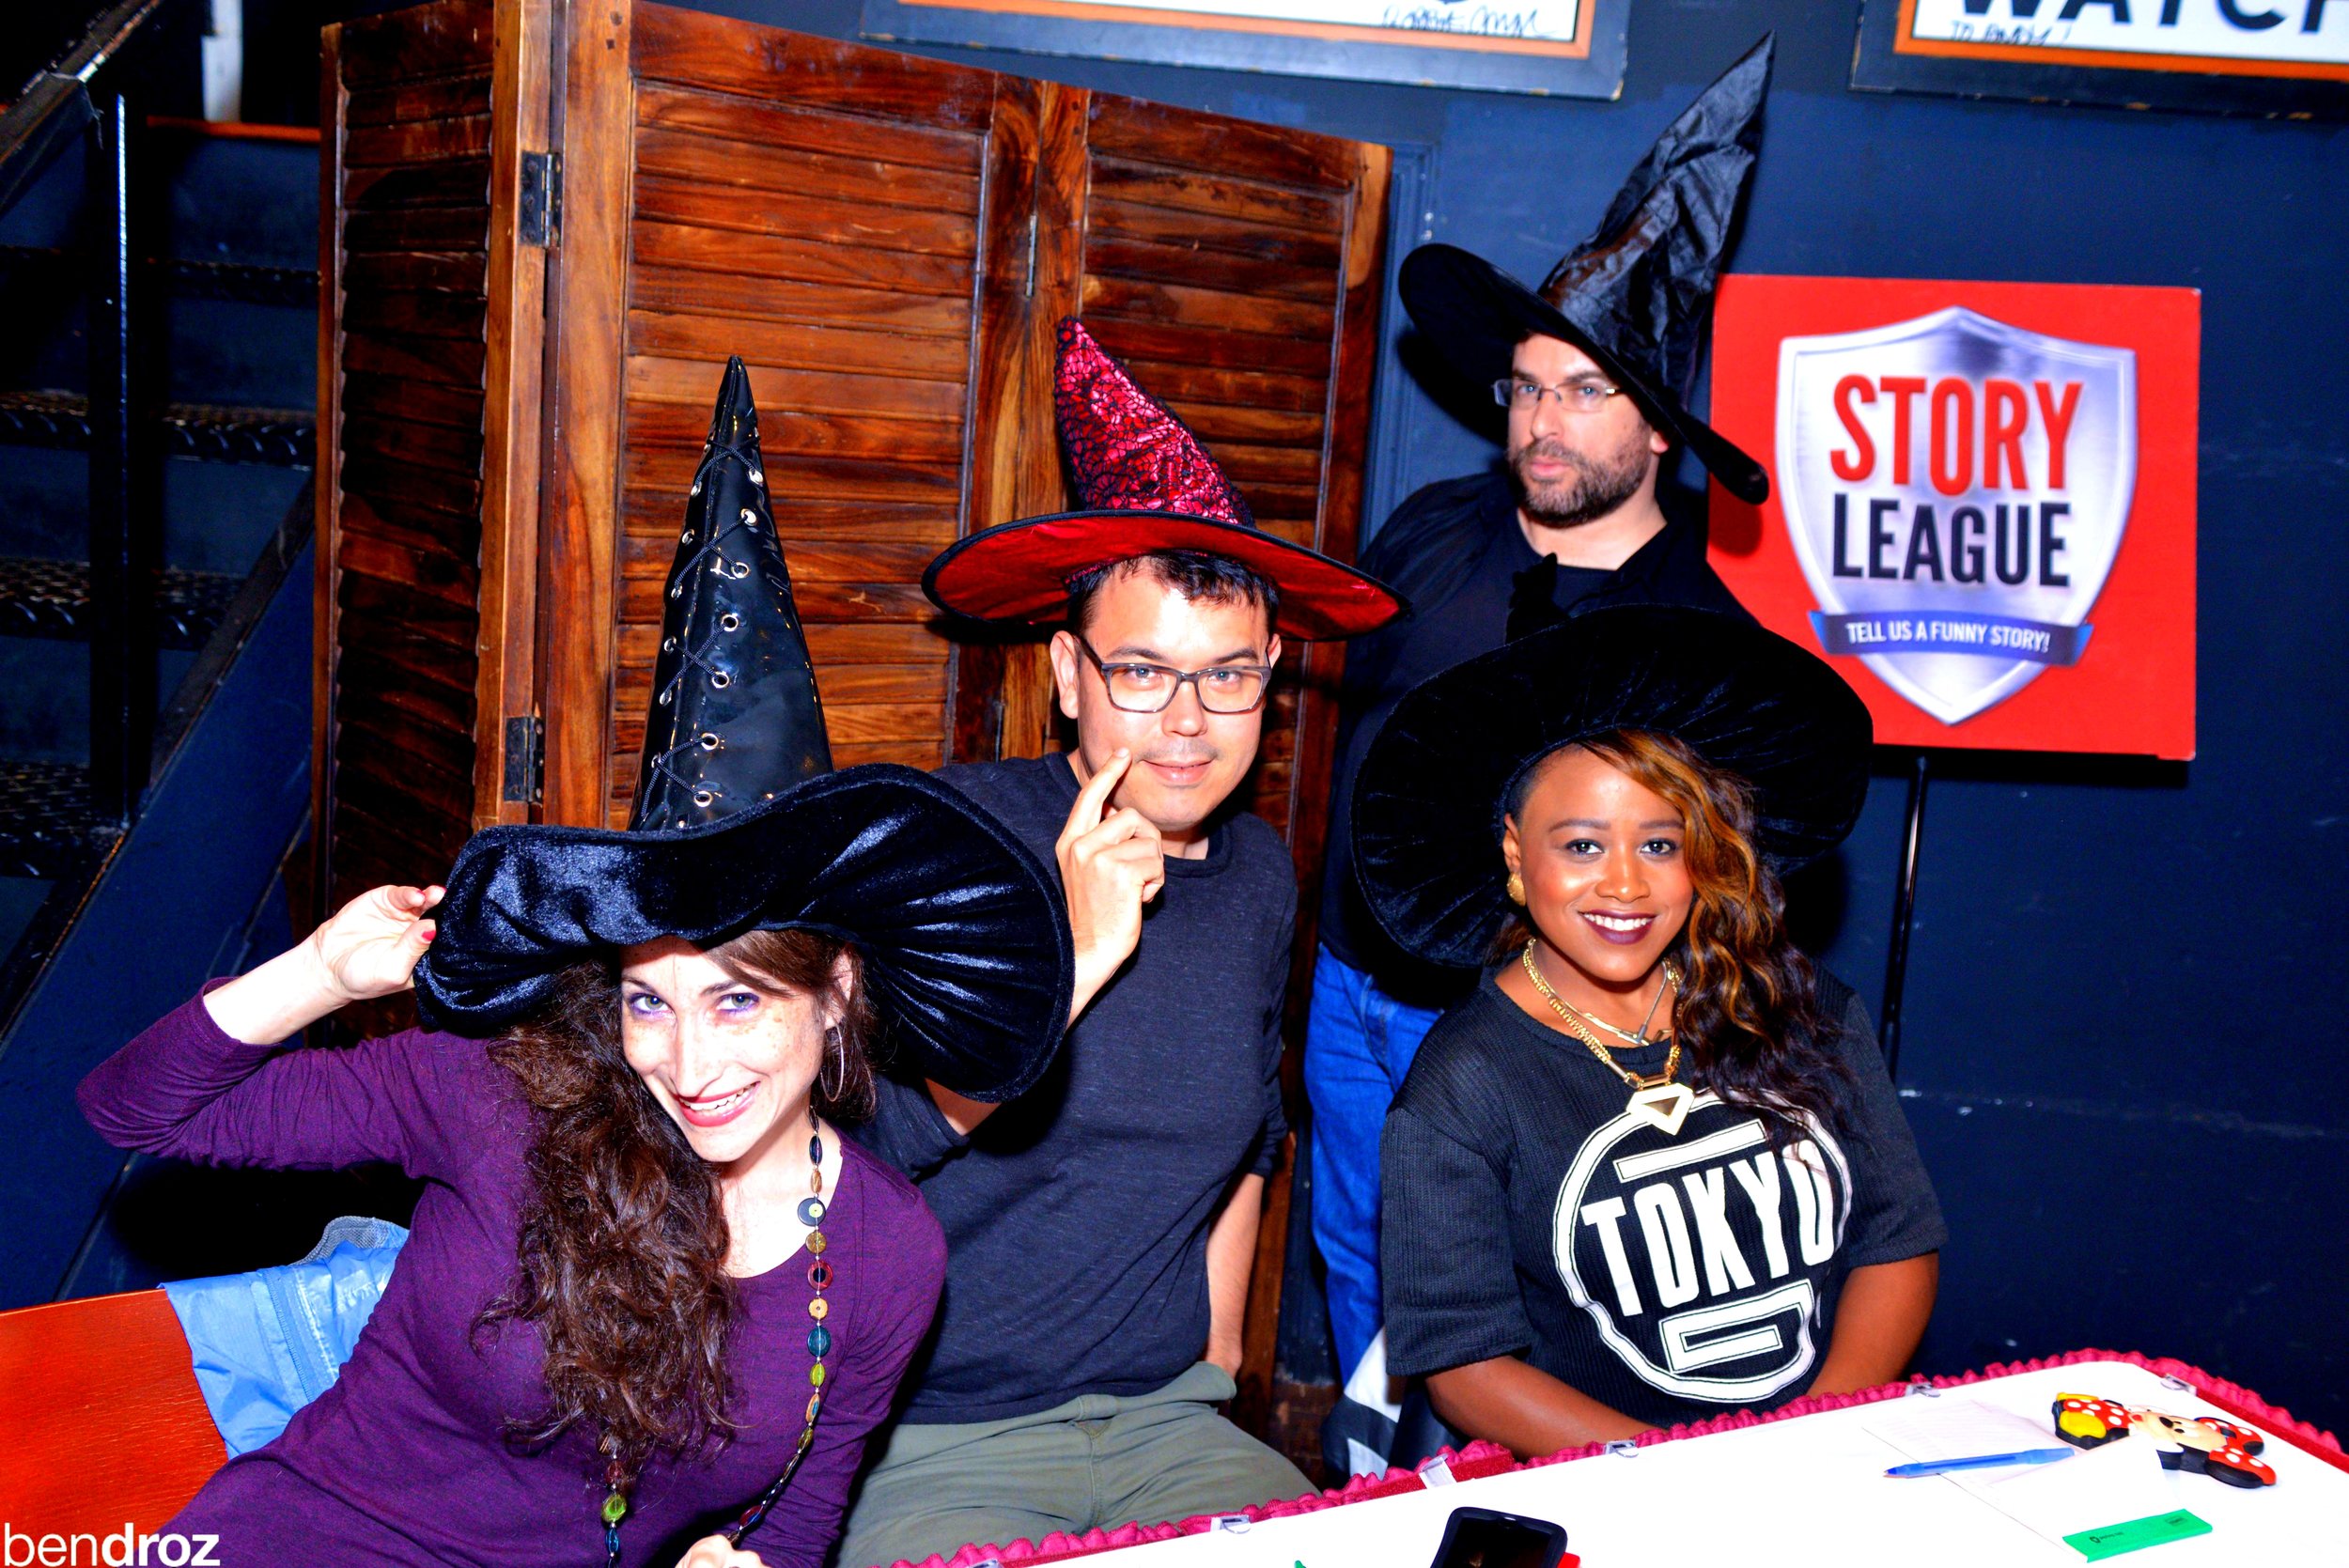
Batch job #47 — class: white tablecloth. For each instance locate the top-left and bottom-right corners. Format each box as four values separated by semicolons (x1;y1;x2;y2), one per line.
1084;1361;2347;1567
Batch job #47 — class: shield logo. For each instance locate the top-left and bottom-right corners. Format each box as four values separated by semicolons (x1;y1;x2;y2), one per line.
1776;307;2137;725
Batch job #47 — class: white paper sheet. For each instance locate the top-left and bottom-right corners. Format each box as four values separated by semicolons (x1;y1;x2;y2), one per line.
1863;1394;2183;1551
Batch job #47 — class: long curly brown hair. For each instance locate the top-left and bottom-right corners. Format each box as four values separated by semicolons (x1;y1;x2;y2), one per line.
1496;729;1848;1137
474;927;877;1496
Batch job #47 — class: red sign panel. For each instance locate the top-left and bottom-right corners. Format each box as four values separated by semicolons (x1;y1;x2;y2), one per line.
1708;274;2200;759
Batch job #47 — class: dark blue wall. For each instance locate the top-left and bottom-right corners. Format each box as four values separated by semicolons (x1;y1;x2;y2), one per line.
765;0;2349;1436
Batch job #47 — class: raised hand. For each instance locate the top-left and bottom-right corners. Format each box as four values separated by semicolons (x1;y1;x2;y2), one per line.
1056;749;1163;1023
305;883;443;1004
202;882;446;1046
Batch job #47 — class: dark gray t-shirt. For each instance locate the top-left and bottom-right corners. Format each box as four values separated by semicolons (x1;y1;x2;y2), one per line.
854;753;1293;1424
1381;970;1944;1429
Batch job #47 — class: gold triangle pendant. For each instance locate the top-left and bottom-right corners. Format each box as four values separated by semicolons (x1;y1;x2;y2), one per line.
1626;1082;1694;1137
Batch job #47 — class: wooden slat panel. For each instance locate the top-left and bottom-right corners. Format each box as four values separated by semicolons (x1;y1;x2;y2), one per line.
342;371;486;433
629;308;969;381
1159;400;1324;446
338;531;481;611
343;409;485;475
612;700;938;756
342;451;480;520
627;353;965;422
632;81;984;177
343;250;489;293
345;74;491;128
343;289;489;342
345;114;492;167
342;329;487;391
634;174;976;258
1107;356;1326;413
617;534;940;584
1199;439;1323;488
344;206;490;252
337;2;493;86
620;488;958;546
1081;272;1332;341
635;124;981;217
631;6;999;132
623;399;961;465
616;620;951;669
1087;94;1360;193
339;489;482;563
617;573;933;624
1087;195;1340;270
1083;315;1332;378
1084;235;1336;304
624;447;960;505
1089;155;1341;231
632;221;969;297
630;264;971;339
343;159;490;210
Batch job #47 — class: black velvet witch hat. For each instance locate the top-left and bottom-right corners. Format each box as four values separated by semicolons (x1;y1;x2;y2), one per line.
634;355;831;829
1399;36;1775;505
413;361;1072;1101
1351;605;1871;971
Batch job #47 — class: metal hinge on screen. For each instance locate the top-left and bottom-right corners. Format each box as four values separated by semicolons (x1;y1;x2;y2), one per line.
519;151;562;247
502;715;545;805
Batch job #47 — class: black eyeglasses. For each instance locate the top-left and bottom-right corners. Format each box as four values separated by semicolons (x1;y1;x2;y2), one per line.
1072;636;1275;715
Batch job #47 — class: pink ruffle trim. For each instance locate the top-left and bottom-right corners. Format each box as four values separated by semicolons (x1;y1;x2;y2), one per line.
880;1351;2341;1568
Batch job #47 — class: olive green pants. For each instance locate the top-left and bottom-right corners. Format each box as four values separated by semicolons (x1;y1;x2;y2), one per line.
833;1362;1312;1568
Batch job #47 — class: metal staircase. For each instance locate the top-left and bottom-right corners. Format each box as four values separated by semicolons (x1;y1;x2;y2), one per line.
0;0;328;1305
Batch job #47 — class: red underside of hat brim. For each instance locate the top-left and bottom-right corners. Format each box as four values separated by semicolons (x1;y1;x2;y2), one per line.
924;511;1406;641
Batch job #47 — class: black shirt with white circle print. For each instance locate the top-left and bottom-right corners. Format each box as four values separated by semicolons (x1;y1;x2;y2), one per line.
1379;968;1944;1429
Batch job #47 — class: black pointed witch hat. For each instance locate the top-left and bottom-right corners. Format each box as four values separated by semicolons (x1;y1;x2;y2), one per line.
1399;36;1775;505
412;360;1072;1101
635;356;832;829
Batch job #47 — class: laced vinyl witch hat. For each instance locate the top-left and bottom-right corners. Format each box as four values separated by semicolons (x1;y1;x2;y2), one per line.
922;319;1406;641
1351;605;1872;971
413;358;1071;1100
1399;36;1776;505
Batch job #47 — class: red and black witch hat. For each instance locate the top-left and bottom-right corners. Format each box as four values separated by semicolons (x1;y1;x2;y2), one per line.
922;319;1405;641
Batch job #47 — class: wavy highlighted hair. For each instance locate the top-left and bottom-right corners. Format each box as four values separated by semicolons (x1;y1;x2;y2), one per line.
474;928;875;1497
1498;728;1847;1136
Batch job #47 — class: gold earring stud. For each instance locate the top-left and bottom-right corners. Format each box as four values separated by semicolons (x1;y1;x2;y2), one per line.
1506;872;1526;906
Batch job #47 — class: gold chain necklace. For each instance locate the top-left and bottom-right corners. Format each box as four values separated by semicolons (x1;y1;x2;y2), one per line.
1519;942;1695;1136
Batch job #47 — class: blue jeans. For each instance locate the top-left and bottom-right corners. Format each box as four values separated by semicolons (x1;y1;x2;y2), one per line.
1303;945;1443;1383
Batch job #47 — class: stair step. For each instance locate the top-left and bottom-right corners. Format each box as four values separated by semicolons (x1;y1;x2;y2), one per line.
0;245;318;307
0;759;107;879
0;557;242;650
0;391;314;467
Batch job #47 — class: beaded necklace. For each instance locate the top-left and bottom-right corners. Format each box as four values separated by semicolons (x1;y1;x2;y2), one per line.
599;1116;834;1566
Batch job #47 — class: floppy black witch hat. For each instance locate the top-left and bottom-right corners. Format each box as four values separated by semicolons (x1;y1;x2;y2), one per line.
1351;605;1871;971
922;319;1406;641
413;358;1071;1101
1399;36;1775;505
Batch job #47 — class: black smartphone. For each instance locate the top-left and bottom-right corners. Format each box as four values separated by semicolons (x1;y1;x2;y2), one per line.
1425;1505;1569;1568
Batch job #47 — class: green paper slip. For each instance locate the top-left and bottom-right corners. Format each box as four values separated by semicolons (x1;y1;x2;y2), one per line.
2064;1510;2213;1560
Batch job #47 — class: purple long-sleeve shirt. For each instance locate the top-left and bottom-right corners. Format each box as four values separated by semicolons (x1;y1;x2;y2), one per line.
78;990;945;1568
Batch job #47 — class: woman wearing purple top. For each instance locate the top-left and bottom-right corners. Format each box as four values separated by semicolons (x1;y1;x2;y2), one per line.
78;363;1079;1568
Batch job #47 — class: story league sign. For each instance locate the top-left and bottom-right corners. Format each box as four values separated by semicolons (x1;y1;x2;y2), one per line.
1708;276;2198;758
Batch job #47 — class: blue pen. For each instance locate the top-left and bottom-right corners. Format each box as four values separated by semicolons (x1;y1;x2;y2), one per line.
1886;1447;2077;1478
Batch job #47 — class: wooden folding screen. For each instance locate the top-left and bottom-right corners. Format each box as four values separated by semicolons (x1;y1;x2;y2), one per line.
317;0;1388;1429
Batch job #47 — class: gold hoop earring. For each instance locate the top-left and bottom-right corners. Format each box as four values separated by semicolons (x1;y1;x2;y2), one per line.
817;1025;845;1104
1505;871;1526;906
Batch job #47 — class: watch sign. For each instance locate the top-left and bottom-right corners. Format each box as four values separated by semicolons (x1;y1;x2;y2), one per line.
1709;275;2199;758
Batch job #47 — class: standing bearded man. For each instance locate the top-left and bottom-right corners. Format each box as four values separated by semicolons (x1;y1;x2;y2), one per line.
1307;39;1782;1473
835;320;1404;1568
